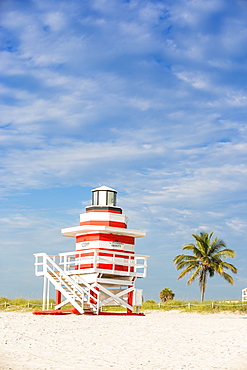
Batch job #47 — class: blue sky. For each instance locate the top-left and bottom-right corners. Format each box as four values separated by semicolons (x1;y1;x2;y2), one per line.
1;0;246;301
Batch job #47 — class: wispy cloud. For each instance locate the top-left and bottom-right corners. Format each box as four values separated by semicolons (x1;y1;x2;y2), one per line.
0;0;246;300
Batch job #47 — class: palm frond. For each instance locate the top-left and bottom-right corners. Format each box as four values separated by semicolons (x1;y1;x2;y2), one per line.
173;254;197;264
176;260;199;270
209;231;215;239
213;249;236;259
210;262;223;275
221;272;234;284
209;240;227;255
221;262;238;273
182;244;196;250
208;267;215;277
193;234;211;255
182;244;203;258
177;264;199;280
187;266;201;285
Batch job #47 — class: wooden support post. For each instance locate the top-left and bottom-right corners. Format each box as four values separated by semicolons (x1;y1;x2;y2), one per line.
42;276;47;311
127;288;133;314
56;290;62;309
46;279;50;310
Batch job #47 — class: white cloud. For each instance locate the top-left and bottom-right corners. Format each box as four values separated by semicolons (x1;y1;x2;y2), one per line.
43;12;67;32
174;71;210;90
0;0;247;300
171;0;227;27
226;218;247;234
226;91;247;107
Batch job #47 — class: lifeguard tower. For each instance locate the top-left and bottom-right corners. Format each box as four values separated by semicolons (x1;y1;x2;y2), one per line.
34;186;148;315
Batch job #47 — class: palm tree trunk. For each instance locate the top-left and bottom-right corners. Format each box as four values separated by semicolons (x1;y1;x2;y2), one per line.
200;286;205;302
200;270;206;302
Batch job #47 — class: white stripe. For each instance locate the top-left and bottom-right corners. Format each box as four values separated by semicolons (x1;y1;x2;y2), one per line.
80;212;128;224
76;240;135;252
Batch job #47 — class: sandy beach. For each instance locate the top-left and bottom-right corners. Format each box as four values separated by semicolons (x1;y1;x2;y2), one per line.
1;310;247;369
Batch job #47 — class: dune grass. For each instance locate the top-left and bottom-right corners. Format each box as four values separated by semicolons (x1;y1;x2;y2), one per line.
0;297;54;312
1;296;247;313
141;300;247;313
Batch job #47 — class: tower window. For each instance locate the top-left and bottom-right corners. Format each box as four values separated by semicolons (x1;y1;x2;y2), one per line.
92;191;98;205
107;191;116;206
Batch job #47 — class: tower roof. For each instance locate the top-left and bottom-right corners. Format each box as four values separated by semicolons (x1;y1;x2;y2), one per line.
92;185;117;193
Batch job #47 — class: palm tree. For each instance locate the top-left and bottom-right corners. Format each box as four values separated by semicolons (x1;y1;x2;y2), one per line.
160;288;175;302
173;232;237;302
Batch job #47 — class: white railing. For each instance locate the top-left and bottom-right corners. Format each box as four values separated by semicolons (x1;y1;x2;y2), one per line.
59;249;148;278
34;253;59;276
34;253;99;313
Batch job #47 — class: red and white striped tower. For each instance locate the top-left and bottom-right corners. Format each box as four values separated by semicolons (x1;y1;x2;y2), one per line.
34;186;148;315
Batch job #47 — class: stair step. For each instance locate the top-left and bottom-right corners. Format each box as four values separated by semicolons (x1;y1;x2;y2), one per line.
67;291;83;296
46;267;98;314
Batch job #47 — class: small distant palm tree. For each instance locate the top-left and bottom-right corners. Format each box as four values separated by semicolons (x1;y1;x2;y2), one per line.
160;288;175;302
173;232;237;302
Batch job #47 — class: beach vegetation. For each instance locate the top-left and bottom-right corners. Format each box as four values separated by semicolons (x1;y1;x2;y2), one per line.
145;299;156;304
159;288;175;302
141;300;247;313
0;296;54;311
1;296;247;314
173;232;238;302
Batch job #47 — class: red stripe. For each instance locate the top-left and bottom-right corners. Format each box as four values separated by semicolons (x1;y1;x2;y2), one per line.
128;289;134;312
116;254;134;259
80;220;127;228
76;263;94;269
77;263;134;272
76;252;94;257
90;298;97;305
98;252;134;259
76;233;134;244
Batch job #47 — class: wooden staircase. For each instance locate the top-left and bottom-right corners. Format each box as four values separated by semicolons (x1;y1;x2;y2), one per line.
34;253;98;314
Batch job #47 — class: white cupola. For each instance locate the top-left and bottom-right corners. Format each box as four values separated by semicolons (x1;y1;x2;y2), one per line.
91;185;117;207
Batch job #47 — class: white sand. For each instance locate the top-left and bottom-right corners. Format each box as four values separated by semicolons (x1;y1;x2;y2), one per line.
1;310;247;369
